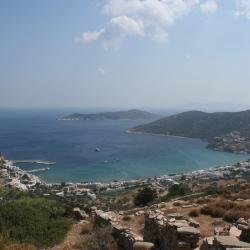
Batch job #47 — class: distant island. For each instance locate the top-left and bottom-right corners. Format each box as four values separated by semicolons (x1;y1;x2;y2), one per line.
60;109;159;121
130;110;250;154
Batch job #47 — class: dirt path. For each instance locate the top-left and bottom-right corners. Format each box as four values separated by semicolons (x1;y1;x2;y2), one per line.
49;221;86;250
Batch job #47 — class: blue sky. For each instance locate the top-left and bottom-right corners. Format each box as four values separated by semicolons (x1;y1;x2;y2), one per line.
1;0;250;110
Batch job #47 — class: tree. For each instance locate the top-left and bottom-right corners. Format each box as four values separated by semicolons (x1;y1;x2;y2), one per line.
134;187;157;206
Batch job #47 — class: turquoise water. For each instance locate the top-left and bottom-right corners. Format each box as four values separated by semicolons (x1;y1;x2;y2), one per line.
0;109;248;183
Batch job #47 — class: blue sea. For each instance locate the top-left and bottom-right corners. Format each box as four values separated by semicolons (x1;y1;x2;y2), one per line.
0;109;248;183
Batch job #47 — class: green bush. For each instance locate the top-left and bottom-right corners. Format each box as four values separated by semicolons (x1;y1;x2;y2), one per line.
0;197;72;248
163;183;191;201
134;187;157;206
203;186;224;196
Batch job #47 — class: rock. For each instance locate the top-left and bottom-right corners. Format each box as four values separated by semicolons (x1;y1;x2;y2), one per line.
144;211;201;250
214;236;250;248
240;220;250;243
200;237;214;250
177;226;200;235
94;210;118;227
229;226;241;237
135;210;145;216
187;218;200;228
113;225;143;250
181;204;193;208
72;207;89;220
133;242;155;250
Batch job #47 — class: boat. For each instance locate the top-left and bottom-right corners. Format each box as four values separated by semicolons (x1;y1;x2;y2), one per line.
95;147;100;152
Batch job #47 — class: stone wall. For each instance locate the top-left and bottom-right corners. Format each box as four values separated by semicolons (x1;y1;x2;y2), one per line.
113;224;143;250
144;211;200;250
237;218;250;243
94;210;148;250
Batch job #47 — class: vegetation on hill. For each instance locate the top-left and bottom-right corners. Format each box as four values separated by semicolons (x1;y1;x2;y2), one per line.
131;110;250;139
62;109;159;121
134;187;157;206
0;188;72;249
163;183;192;201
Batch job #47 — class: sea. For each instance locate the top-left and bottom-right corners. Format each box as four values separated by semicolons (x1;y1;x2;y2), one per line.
0;108;248;183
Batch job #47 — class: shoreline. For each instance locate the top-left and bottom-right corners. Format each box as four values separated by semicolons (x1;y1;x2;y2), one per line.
11;160;56;165
126;130;250;155
1;155;250;197
125;129;190;140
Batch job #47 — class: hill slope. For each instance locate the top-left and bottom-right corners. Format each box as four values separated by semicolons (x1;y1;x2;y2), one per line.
131;110;250;139
62;109;159;121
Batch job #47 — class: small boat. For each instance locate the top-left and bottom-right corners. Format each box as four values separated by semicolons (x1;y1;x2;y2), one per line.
95;147;100;152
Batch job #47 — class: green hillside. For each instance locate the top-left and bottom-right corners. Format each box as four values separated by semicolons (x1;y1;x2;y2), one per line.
62;109;159;121
131;110;250;139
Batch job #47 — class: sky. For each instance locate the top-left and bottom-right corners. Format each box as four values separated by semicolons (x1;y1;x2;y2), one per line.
1;0;250;110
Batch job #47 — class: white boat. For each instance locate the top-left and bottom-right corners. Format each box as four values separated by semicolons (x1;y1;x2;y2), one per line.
95;147;100;152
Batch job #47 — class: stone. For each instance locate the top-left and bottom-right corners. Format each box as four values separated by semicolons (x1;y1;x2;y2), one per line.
113;225;143;250
214;236;250;248
229;226;242;238
72;207;89;220
177;226;200;235
133;242;155;250
144;211;201;250
240;223;250;243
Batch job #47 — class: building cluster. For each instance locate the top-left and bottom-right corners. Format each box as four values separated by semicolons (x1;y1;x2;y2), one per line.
1;153;250;200
208;131;250;154
0;159;43;191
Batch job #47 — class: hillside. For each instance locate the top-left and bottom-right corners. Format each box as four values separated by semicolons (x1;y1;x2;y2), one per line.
131;110;250;139
61;109;159;121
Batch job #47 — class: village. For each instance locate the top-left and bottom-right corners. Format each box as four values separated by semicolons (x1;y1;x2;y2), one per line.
1;153;250;200
208;131;250;154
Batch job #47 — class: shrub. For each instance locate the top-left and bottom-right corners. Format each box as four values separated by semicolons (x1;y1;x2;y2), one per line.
122;215;132;221
200;204;226;218
223;209;250;223
203;186;224;196
0;197;72;248
162;183;192;201
189;208;200;217
134;187;157;206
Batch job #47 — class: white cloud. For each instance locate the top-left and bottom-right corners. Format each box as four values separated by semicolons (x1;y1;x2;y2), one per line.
80;0;199;48
234;0;250;19
98;68;106;75
104;0;199;26
79;16;144;49
200;0;218;14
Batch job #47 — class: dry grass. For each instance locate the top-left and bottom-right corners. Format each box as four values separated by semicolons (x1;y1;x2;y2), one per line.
199;198;250;222
223;209;250;223
81;226;117;250
81;222;93;235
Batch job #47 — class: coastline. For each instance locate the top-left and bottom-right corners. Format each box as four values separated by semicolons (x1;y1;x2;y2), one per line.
11;160;56;165
126;130;250;155
126;129;191;140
